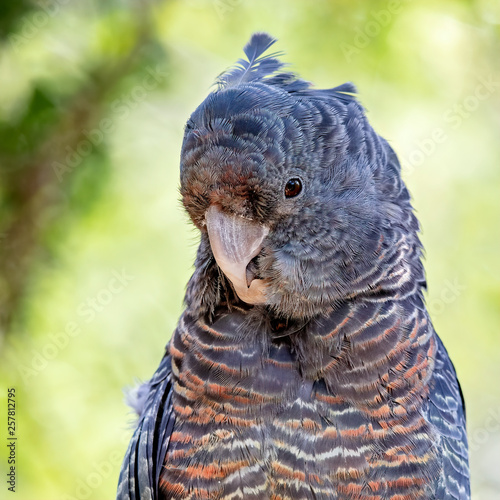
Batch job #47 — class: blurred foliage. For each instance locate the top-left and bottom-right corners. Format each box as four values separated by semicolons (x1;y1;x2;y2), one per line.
0;0;499;499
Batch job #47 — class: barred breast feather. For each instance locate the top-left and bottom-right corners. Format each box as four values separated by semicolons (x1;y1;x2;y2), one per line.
118;293;468;499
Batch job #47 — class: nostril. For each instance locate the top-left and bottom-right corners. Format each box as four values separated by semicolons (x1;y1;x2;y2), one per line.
245;255;260;288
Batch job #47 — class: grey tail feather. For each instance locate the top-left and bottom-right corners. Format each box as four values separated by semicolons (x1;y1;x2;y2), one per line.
216;32;286;88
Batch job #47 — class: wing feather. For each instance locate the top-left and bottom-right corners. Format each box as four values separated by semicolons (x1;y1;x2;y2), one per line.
429;335;470;499
116;352;175;500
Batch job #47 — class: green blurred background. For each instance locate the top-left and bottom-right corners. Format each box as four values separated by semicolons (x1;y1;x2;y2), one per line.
0;1;499;498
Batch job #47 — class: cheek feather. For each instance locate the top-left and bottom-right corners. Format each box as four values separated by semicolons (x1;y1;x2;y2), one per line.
272;249;304;289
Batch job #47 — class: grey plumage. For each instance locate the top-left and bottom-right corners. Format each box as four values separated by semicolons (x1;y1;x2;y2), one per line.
117;33;470;500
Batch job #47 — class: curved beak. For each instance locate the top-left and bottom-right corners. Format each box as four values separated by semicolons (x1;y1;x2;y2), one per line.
205;205;269;305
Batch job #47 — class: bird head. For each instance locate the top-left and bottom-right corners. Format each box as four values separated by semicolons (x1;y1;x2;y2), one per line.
180;33;423;321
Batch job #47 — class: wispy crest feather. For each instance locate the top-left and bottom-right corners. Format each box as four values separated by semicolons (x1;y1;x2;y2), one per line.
217;32;310;92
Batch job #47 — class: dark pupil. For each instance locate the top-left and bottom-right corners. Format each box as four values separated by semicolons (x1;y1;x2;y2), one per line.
285;178;302;198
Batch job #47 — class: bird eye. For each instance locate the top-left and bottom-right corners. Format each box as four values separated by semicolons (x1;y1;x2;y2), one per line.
284;178;302;198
